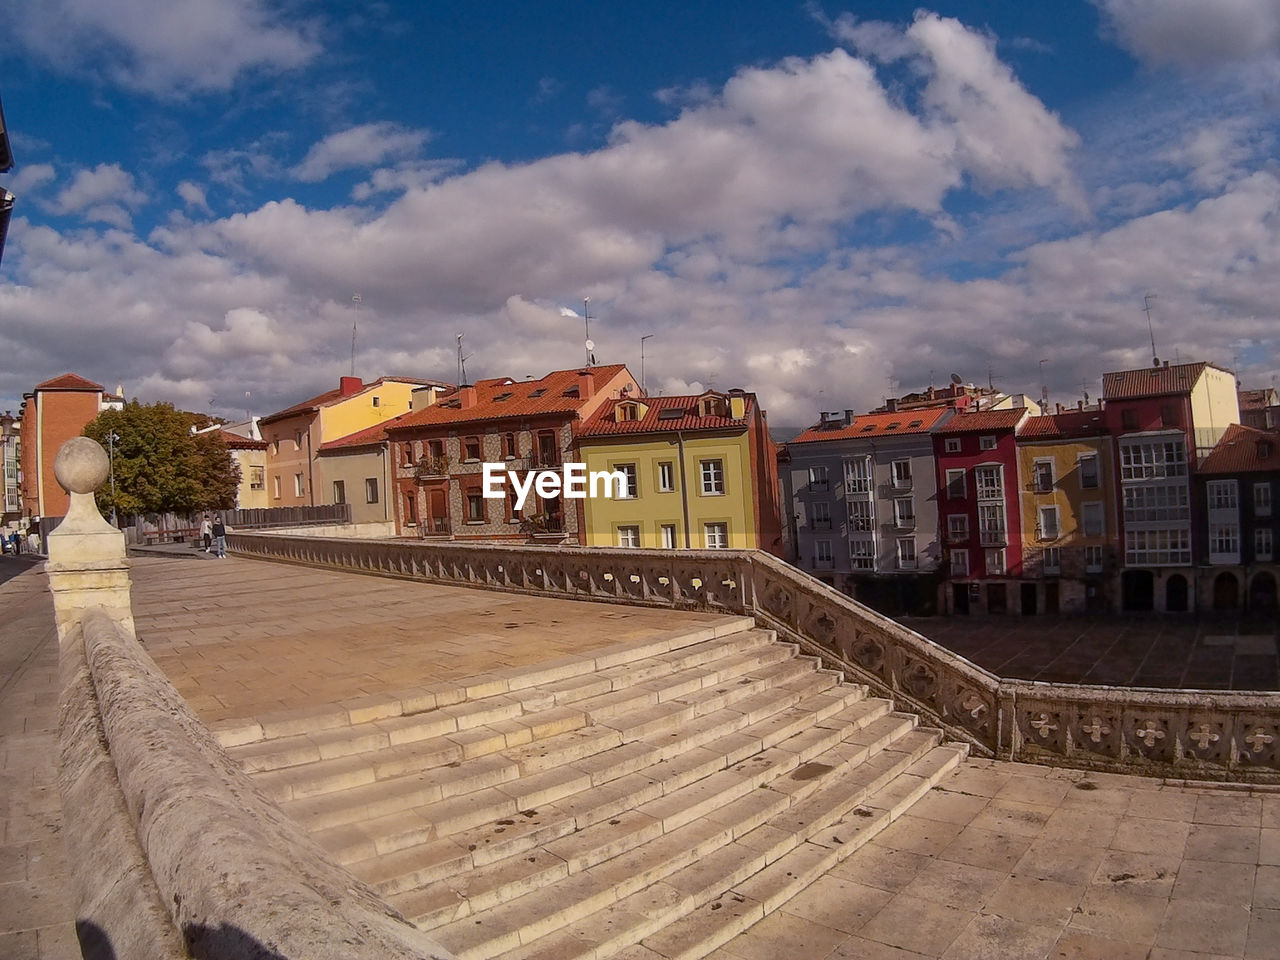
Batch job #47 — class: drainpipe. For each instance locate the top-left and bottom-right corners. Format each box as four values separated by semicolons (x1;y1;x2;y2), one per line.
306;424;315;507
675;431;692;548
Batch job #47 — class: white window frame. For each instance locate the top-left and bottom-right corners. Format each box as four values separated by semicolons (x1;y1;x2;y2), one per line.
1082;502;1105;538
809;465;829;491
1208;480;1238;510
814;539;833;566
850;538;874;571
1084;544;1103;572
1257;527;1274;561
1078;454;1100;490
661;524;678;549
1255;482;1272;517
616;463;639;499
1038;505;1060;541
944;437;961;454
811;501;832;529
979;435;997;451
1033;459;1055;493
700;459;725;495
950;549;969;576
891;459;912;489
897;537;917;570
294;473;304;497
704;522;728;549
1210;523;1239;556
893;497;915;528
844;457;871;494
975;465;1003;500
985;548;1005;576
947;513;969;541
848;498;873;532
1043;546;1061;574
945;468;966;500
658;461;675;493
617;525;641;548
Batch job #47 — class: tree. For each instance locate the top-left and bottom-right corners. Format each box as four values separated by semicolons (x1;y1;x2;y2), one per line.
83;401;241;519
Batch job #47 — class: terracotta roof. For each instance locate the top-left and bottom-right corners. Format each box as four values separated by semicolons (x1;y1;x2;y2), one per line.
1239;388;1277;410
1101;362;1213;400
578;393;754;438
387;365;630;432
934;408;1027;435
1017;411;1109;440
35;372;103;391
790;407;949;444
218;429;268;451
318;421;392;452
261;376;450;426
1199;423;1280;475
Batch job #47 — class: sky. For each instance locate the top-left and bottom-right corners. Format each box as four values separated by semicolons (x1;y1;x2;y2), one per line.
1;0;1279;428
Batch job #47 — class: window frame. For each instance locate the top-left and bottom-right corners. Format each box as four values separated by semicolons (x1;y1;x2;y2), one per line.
364;477;379;503
1078;454;1100;489
1081;501;1105;538
704;522;729;549
945;468;966;500
658;461;675;493
1038;504;1060;541
615;463;639;499
332;479;346;505
617;524;641;548
700;458;726;496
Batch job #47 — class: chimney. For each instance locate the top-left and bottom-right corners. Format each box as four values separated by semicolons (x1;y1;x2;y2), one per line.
885;398;897;413
844;409;855;426
458;384;478;409
927;386;935;400
577;370;595;400
339;376;363;397
1056;403;1064;414
1077;400;1084;411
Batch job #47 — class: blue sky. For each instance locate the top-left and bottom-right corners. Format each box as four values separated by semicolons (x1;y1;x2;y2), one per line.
1;0;1279;424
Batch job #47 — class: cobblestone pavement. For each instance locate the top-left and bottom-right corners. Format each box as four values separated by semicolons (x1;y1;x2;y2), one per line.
901;613;1280;690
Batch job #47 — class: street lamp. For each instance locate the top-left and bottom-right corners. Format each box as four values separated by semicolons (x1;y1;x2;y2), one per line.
106;431;120;527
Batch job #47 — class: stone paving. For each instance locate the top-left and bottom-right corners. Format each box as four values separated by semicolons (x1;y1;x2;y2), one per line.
901;613;1280;691
1;550;1278;958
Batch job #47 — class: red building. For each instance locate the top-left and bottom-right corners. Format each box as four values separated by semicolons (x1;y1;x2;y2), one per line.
933;407;1030;614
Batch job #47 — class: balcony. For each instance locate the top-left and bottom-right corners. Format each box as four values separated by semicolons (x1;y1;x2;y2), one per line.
946;530;968;544
414;455;450;479
423;516;450;537
522;513;566;537
812;518;833;531
894;516;916;532
892;475;912;492
897;558;918;571
845;479;871;497
813;557;834;571
530;449;562;468
979;529;1007;547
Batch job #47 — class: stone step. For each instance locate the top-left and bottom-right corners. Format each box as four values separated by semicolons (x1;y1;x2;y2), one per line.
280;647;839;829
430;727;957;960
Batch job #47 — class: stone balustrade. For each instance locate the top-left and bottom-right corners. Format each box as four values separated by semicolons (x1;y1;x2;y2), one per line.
230;531;1280;782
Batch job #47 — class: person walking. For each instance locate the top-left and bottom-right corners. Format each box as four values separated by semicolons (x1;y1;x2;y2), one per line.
211;516;227;559
200;515;212;552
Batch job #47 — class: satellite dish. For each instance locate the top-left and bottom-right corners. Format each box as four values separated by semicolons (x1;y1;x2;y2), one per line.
585;339;595;351
950;373;963;385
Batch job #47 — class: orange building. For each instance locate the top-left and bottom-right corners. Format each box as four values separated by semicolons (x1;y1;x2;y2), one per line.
19;373;123;523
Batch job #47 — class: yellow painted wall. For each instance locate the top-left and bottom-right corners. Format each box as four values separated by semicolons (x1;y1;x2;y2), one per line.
319;381;425;443
1190;366;1241;454
232;448;268;509
1016;437;1116;554
579;432;757;549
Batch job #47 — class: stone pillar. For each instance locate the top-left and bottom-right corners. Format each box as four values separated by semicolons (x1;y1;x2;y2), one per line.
45;437;135;643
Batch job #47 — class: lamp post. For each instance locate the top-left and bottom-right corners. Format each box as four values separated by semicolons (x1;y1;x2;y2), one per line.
106;431;120;527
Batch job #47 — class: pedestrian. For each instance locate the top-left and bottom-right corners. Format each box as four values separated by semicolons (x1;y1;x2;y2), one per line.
211;516;227;559
11;531;21;555
200;515;212;552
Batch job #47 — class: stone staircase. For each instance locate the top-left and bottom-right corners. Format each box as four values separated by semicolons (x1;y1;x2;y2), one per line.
220;617;967;960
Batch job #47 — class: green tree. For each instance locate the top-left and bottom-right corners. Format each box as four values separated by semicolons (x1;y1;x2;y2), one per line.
83;401;241;519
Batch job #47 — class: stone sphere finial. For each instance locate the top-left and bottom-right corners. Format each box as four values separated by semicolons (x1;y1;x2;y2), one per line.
54;437;111;495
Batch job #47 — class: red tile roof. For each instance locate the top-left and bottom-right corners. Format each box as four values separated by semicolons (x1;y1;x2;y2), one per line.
35;372;103;391
1239;388;1277;410
934;408;1028;434
1199;423;1280;475
261;376;450;425
318;421;392;452
578;393;754;437
218;429;268;450
791;407;949;444
1017;411;1108;440
1101;362;1213;400
387;365;630;432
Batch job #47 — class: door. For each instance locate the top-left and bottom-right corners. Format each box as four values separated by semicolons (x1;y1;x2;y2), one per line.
1166;574;1189;613
1045;581;1060;614
428;486;447;534
988;583;1007;614
952;582;970;615
1020;583;1037;616
1122;570;1154;612
1213;572;1239;611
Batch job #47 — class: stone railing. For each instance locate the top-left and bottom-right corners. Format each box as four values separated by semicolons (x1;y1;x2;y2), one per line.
230;531;1280;782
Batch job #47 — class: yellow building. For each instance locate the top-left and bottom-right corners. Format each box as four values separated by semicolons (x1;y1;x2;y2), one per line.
222;431;268;509
260;375;450;507
576;391;783;554
1015;411;1118;613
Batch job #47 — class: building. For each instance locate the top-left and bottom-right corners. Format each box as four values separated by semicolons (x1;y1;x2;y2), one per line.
1;411;20;528
576;390;783;555
1101;361;1239;612
934;408;1031;614
259;376;450;508
1196;424;1279;613
220;430;269;510
785;407;952;614
18;374;123;524
1014;410;1119;613
1239;387;1279;431
386;365;639;542
315;423;395;526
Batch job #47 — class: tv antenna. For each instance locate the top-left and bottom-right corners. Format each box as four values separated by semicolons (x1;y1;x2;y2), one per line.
640;334;654;393
456;333;473;385
350;293;362;378
1143;293;1158;366
1039;358;1049;412
583;297;593;368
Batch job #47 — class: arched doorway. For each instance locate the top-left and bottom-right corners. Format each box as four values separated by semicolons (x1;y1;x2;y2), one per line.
1250;572;1278;613
1122;570;1154;612
1165;574;1189;613
1213;572;1239;611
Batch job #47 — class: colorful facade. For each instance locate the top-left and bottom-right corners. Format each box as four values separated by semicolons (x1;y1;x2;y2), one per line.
315;422;395;526
576;390;782;554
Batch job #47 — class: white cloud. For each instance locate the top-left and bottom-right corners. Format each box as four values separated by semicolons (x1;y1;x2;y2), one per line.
49;163;147;228
7;163;56;197
350;161;456;201
176;180;211;213
3;0;320;95
292;123;430;182
1095;0;1280;72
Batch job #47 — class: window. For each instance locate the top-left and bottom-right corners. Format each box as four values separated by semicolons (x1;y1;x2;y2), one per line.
891;459;912;489
402;442;414;466
809;465;829;491
947;514;969;542
848;499;873;532
464;437;481;461
618;402;639;421
945;468;966;500
658;461;675;492
950;549;969;576
429;440;445;459
897;538;916;570
503;433;517;459
616;463;638;498
851;539;874;570
985;548;1005;575
700;459;725;495
332;480;346;504
1079;455;1099;489
249;466;265;490
270;440;279;456
404;491;417;525
1084;545;1103;572
661;524;677;549
704;522;728;549
294;430;303;449
1123;484;1189;523
980;435;997;451
1125;529;1191;565
1033;460;1054;493
1255;483;1272;517
844;458;871;494
1043;547;1061;574
294;473;305;497
894;497;915;528
811;501;832;530
273;475;281;499
1119;439;1186;480
1208;480;1238;510
978;503;1006;545
617;525;641;548
1257;528;1274;561
365;477;379;503
975;466;1003;500
944;438;962;453
1122;409;1139;431
467;492;485;522
372;396;381;408
814;540;833;566
1038;505;1060;540
1082;502;1105;538
1210;524;1239;556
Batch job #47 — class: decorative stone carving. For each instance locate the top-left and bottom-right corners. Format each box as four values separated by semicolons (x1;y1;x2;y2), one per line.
1079;715;1112;744
850;634;885;672
1132;721;1166;750
901;660;937;699
1029;713;1058;739
1245;727;1275;754
1186;723;1220;751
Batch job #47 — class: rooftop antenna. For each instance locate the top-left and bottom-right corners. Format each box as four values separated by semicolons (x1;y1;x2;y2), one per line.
583;297;593;368
1143;293;1158;366
640;334;654;394
350;293;362;378
456;333;471;385
1039;358;1049;411
1080;378;1090;405
987;361;994;391
245;390;251;421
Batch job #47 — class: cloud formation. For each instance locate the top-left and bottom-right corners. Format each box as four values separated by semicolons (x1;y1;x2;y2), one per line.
1095;0;1280;72
292;123;430;183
